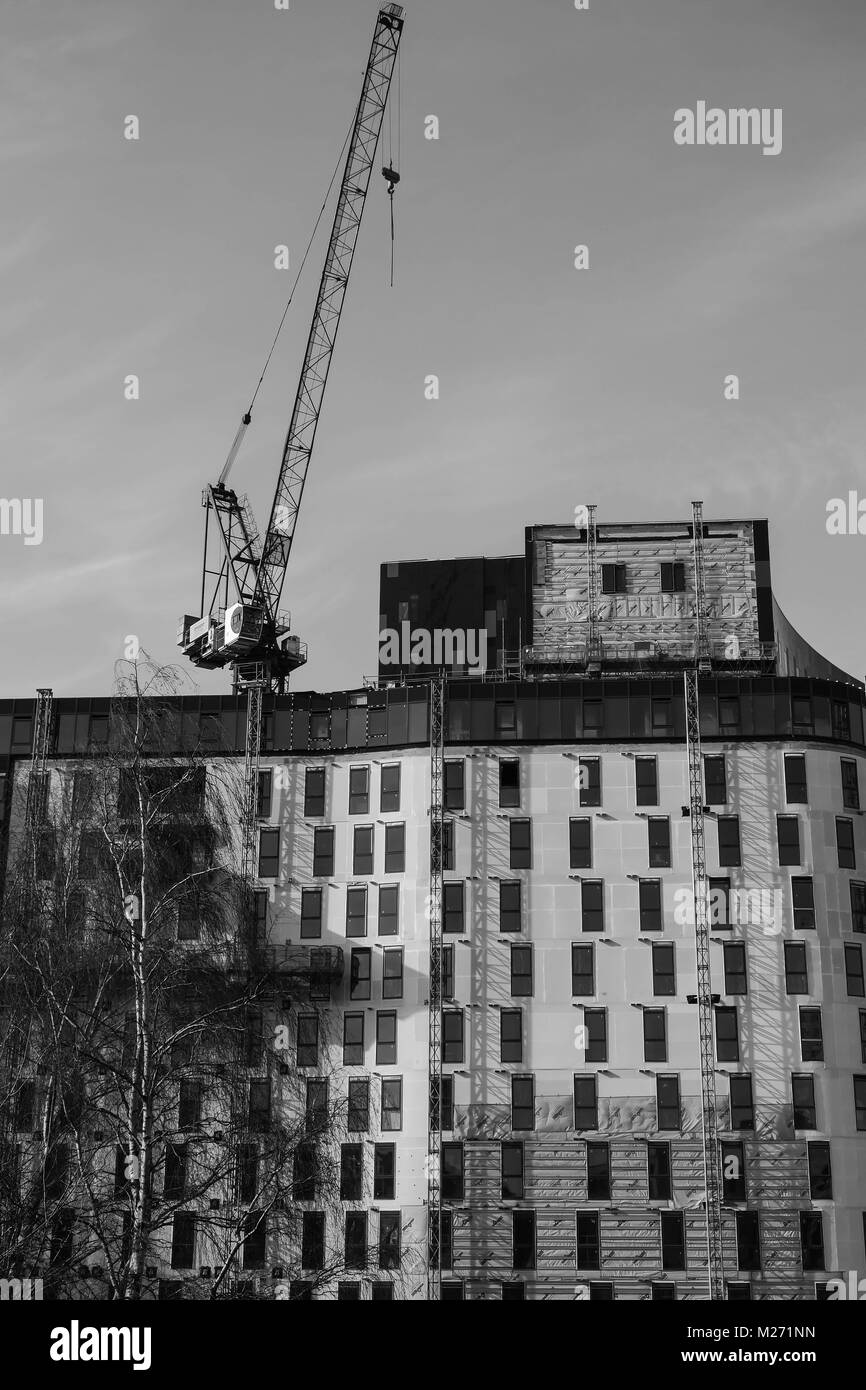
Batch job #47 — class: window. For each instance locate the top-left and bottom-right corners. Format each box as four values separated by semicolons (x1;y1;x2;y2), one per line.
648;818;671;869
170;1213;196;1270
348;1078;370;1131
376;1012;397;1066
380;763;401;813
579;757;601;807
736;1212;761;1271
601;563;626;594
644;1009;667;1063
501;1142;524;1199
305;1079;327;1137
656;1075;680;1132
178;1079;202;1130
499;880;521;933
237;1144;258;1205
574;1075;598;1131
792;696;812;735
442;945;454;1001
293;1013;318;1069
343;1014;364;1066
344;1213;367;1269
499;759;520;808
718;695;739;733
860;1012;866;1065
717;817;741;867
161;1143;186;1202
257;828;279;878
443;1010;464;1063
381;1077;402;1132
724;943;748;996
371;1282;393;1301
346;886;367;938
704;755;727;806
511;1076;535;1131
727;1282;752;1301
661;1211;685;1270
854;1076;866;1131
729;1076;754;1131
441;1143;464;1200
576;1212;599;1270
438;1210;454;1270
500;1009;523;1063
777;815;801;866
384;823;405;874
445;816;457;867
800;1212;825;1272
373;1144;395;1200
433;881;461;939
639;879;662;932
378;885;399;936
571;943;594;996
510;944;533;997
501;1283;525;1301
852;882;866;934
251;889;268;944
783;941;809;995
307;948;330;1002
586;1141;610;1200
652;944;675;996
581;880;604;933
784;754;808;804
300;888;322;941
718;1139;747;1203
584;1008;607;1062
382;948;404;1000
799;1007;824;1063
708;878;730;929
837;818;856;870
312;828;334;878
635;756;658;807
714;1007;739;1063
832;698;851;740
846;943;865;998
441;1281;463;1301
841;758;861;811
349;948;371;1001
569;818;592;869
340;1145;363;1201
509;819;532;869
444;760;465;811
660;561;685;592
791;877;815;930
496;702;517;735
807;1141;832;1200
647;1142;671;1201
513;1211;536;1270
651;1283;676;1301
353;825;374;876
304;768;325;817
256;770;272;819
792;1074;816;1130
430;1075;454;1133
348;766;369;815
378;1212;400;1270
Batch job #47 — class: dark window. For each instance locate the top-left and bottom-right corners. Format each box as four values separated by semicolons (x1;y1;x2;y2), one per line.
371;1282;393;1301
652;1283;676;1301
729;1076;754;1131
845;943;865;998
349;947;371;1001
301;1212;325;1270
837;818;856;870
442;945;454;1000
296;1015;318;1070
799;1007;824;1063
851;882;866;934
736;1211;761;1271
348;766;369;815
579;757;601;807
443;1010;464;1064
576;1212;599;1270
718;817;741;867
715;1006;739;1063
648;818;671;869
792;1074;817;1130
652;698;673;734
708;878;730;929
639;879;662;931
382;948;404;1000
441;1143;464;1200
573;1075;598;1131
178;1079;202;1130
500;1009;523;1063
586;1141;610;1200
439;1210;454;1270
841;758;860;811
777;815;801;866
509;819;531;869
727;1282;752;1301
660;561;685;592
305;1079;327;1137
501;1283;525;1301
257;828;279;878
256;770;272;819
647;1141;671;1200
309;948;331;1001
784;942;809;994
444;881;465;934
312;828;334;877
792;877;815;930
373;1144;395;1200
832;699;851;740
348;1078;369;1131
501;1142;524;1199
792;696;812;735
584;1008;607;1062
252;890;268;943
380;763;401;813
379;1212;400;1270
432;1075;455;1132
571;943;594;996
496;702;517;735
499;759;520;808
784;754;808;804
376;1011;397;1065
346;886;367;938
704;756;727;806
381;1077;402;1131
854;1076;866;1131
718;696;739;732
353;825;374;876
800;1211;825;1272
384;823;405;874
569;818;592;869
656;1075;681;1132
444;760;465;811
443;820;454;871
510;944;533;997
441;1281;463;1301
511;1075;535;1131
860;1012;866;1065
499;880;521;933
378;884;399;936
300;888;322;940
721;1140;746;1202
581;880;604;933
661;1211;685;1270
601;563;626;594
237;1144;258;1205
170;1213;196;1269
513;1211;536;1270
652;943;675;996
304;768;325;817
807;1141;832;1200
343;1014;364;1066
345;1212;367;1270
247;1078;271;1134
724;943;748;996
635;757;658;807
644;1008;667;1063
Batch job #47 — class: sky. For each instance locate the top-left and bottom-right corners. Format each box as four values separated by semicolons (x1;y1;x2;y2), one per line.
2;0;866;698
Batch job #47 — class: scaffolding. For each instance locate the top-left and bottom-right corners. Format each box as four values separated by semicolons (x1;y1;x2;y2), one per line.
426;675;445;1300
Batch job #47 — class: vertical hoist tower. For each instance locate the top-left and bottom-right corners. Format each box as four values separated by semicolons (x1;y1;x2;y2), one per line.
426;675;445;1300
